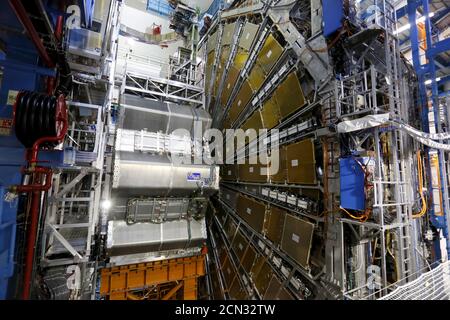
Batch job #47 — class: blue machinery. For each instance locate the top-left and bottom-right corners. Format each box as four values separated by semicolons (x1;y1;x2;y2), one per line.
407;0;450;259
0;3;56;299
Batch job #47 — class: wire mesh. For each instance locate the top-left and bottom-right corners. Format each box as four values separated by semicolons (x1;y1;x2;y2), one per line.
378;260;450;300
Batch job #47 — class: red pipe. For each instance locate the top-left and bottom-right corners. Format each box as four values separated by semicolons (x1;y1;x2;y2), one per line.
8;0;55;68
11;94;67;299
46;77;55;95
22;189;40;300
13;167;53;300
55;15;64;43
15;167;53;193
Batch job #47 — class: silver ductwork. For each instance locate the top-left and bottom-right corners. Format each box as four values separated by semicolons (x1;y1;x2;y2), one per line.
106;218;207;256
120;96;212;134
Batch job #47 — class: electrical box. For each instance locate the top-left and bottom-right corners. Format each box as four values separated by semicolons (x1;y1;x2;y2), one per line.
322;0;344;37
340;157;366;211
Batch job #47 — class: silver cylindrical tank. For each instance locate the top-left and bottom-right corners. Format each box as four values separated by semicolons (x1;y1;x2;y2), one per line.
112;152;219;197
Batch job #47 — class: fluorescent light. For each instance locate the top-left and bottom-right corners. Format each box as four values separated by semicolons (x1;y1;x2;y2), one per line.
424;77;441;85
101;200;112;211
395;12;435;35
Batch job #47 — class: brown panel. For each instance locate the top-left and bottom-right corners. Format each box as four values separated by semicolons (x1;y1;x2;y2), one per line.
257;34;284;74
250;255;265;277
286;138;317;184
260;97;281;129
221;257;235;289
239;22;259;51
219;246;228;267
222;23;236;47
213;47;231;96
229;277;248;300
234;50;249;70
221;164;239;181
253;261;273;296
248;63;265;91
224;217;237;241
274;72;306;119
222;115;232;129
215;204;227;225
205;52;215;93
221;187;239;209
220;67;240;106
265;206;287;245
270;145;287;183
241;245;257;273
207;30;218;53
238;163;268;183
231;230;247;263
236;195;267;233
208;97;216;112
263;275;282;299
281;214;315;269
229;80;253;124
260;274;294;300
210;268;225;300
277;287;294;300
241;111;263;134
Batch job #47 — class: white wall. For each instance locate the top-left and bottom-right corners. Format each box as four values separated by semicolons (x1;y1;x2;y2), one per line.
117;3;185;77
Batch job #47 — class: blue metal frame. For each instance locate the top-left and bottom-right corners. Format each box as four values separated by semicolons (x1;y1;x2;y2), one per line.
204;0;225;18
407;0;450;260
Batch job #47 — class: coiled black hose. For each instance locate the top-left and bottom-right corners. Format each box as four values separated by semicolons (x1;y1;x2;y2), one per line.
14;91;61;148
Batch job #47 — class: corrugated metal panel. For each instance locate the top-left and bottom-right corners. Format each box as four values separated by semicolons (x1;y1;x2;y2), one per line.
256;34;283;74
286;138;317;184
220;66;240;106
274;72;306;119
270;145;287;183
237;195;267;233
281;214;314;269
231;230;247;261
228;80;253;124
221;256;235;289
241;110;263;134
260;96;281;129
241;245;257;273
238;163;268;183
229;276;248;299
239;22;259;51
221;164;239;181
264;206;287;245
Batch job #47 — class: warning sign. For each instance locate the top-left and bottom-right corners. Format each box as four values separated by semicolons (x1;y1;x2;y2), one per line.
0;118;13;136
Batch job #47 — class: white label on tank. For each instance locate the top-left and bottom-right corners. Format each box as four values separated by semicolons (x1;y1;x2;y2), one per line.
246;32;250;40
249;167;254;173
238;100;242;107
226;194;230;199
238;243;244;251
292;233;300;243
227;83;231;89
7;90;19;105
291;159;299;167
246;208;252;215
267;50;273;58
228;170;231;175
